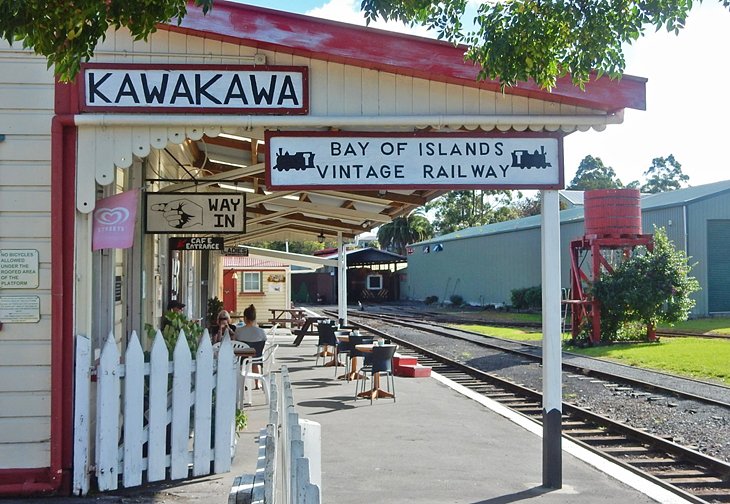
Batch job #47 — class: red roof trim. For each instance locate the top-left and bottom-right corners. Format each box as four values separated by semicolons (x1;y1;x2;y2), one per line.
162;1;645;112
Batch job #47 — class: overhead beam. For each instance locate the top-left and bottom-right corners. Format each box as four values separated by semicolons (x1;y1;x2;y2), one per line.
241;246;337;267
158;163;265;192
257;198;390;224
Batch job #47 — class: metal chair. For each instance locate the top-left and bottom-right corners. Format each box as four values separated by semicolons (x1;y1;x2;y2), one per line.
356;344;397;404
334;330;352;377
348;333;374;381
315;321;337;366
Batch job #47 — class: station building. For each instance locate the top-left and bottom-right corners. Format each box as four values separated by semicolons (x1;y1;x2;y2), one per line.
405;180;730;316
0;1;645;496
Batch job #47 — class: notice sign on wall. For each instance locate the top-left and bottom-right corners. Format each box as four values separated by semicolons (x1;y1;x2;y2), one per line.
266;131;563;190
0;296;41;323
145;193;246;234
80;64;308;114
0;249;39;289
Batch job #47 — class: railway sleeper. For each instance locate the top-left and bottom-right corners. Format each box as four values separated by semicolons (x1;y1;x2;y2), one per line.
664;476;728;487
692;490;730;502
655;469;721;478
568;435;629;444
622;456;678;467
600;445;653;456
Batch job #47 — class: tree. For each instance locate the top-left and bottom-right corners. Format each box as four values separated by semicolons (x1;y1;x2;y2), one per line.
591;227;700;342
641;155;690;194
362;0;726;89
5;0;722;88
0;0;213;82
377;211;433;255
567;155;623;190
426;190;520;234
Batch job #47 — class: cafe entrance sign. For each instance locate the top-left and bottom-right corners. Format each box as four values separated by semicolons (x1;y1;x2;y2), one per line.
266;131;563;190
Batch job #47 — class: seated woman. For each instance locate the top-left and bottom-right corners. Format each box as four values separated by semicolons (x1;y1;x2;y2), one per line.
234;304;268;388
211;309;235;344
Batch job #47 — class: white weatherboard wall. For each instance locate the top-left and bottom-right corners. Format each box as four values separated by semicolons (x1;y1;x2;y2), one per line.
0;41;55;468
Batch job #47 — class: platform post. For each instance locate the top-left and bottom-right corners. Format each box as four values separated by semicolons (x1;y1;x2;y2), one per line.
541;189;562;488
337;232;347;327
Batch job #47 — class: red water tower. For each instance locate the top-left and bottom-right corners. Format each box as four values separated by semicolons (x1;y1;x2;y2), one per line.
568;189;654;344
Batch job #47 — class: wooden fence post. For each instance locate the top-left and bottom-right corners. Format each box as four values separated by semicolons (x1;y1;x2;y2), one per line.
96;332;121;491
72;335;91;496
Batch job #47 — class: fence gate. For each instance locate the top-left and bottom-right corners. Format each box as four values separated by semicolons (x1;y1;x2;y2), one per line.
72;330;238;495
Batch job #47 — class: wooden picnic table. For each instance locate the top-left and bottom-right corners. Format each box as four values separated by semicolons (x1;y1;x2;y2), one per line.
292;316;331;346
268;308;307;329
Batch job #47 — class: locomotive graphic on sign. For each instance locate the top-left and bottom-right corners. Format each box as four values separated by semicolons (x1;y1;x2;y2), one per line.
272;148;316;171
510;146;552;169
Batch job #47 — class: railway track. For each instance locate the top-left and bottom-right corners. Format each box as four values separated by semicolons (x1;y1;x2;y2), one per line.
325;309;730;504
342;309;730;409
377;305;730;340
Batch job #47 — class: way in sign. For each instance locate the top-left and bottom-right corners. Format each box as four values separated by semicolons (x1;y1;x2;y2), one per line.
423;164;511;179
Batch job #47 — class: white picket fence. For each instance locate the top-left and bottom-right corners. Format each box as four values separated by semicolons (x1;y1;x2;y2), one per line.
230;365;320;504
72;329;239;495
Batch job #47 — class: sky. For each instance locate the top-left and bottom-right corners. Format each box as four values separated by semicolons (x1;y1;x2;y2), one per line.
240;0;730;188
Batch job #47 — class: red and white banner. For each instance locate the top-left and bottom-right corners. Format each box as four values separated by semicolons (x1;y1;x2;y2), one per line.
92;190;139;251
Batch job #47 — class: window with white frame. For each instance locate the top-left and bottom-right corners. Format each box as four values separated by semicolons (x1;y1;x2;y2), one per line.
366;274;383;290
239;271;261;293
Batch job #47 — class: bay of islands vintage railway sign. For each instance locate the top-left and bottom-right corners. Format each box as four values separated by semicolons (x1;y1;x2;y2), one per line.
80;64;308;114
266;131;563;190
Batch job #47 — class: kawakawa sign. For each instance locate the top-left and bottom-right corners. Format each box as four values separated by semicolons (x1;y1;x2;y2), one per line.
80;63;308;114
265;131;563;190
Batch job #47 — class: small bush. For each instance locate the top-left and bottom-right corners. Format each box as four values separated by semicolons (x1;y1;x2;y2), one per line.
450;294;464;306
511;285;542;310
424;295;438;305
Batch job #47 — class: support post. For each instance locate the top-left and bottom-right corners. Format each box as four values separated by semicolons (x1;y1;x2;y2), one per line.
541;190;562;489
337;232;347;326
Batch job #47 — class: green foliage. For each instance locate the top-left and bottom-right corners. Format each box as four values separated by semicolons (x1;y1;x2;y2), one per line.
0;0;213;82
426;190;521;235
206;297;224;327
510;285;542;310
567;156;623;190
378;210;433;255
640;155;689;194
255;240;329;255
591;227;700;341
235;408;248;434
144;311;204;356
449;294;464;306
361;0;710;89
424;295;439;305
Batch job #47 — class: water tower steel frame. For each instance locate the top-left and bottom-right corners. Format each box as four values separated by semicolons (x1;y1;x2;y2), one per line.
568;189;654;344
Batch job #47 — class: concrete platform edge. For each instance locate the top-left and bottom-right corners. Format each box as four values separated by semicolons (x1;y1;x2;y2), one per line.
430;371;693;504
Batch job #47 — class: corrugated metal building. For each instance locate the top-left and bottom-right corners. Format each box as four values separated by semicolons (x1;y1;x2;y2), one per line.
406;180;730;316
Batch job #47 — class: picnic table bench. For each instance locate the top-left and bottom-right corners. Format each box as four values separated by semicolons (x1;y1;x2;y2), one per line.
268;308;306;329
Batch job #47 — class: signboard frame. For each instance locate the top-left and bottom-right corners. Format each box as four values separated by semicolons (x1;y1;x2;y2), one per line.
144;192;246;234
265;130;564;191
79;63;309;114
